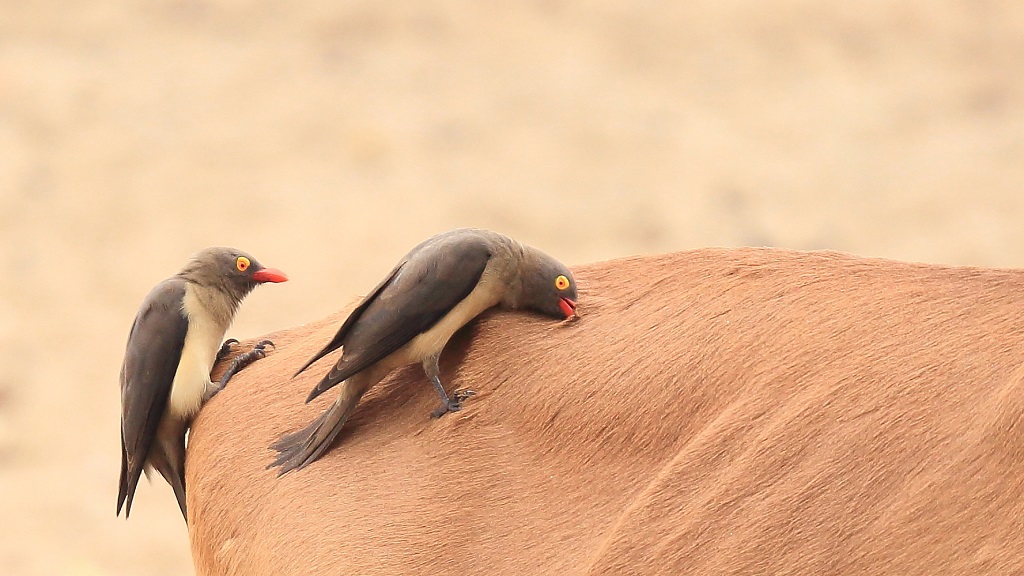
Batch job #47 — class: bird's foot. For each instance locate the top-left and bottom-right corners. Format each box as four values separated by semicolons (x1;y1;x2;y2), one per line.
215;339;276;390
430;388;476;418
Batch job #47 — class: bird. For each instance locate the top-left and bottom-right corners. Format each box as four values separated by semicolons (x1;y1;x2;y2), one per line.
118;247;288;521
270;228;579;474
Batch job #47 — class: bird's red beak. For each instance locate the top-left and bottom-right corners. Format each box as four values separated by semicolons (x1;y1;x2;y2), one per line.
559;297;577;319
252;267;289;283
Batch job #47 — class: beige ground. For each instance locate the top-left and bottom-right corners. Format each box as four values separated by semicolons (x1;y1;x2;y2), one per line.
1;1;1022;574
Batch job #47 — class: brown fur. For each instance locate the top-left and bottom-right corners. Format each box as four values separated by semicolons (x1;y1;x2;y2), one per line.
188;247;1024;575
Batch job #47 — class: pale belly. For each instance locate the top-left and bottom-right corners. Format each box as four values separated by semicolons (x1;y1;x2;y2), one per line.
401;280;500;363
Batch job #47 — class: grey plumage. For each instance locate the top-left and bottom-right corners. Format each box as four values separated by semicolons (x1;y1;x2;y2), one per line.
271;228;578;474
118;247;287;520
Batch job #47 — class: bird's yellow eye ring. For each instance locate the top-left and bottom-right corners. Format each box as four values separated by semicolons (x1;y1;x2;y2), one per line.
555;275;570;291
236;256;250;272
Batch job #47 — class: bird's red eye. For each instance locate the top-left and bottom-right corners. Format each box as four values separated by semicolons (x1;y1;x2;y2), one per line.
555;275;570;291
236;256;250;272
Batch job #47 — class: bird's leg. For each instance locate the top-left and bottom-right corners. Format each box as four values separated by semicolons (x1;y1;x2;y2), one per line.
424;353;475;418
205;340;275;401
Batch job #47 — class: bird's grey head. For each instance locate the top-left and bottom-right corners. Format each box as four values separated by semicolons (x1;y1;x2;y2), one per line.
179;247;289;304
512;248;579;320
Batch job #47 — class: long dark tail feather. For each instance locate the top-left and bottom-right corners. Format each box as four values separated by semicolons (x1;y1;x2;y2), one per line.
150;431;188;523
169;468;187;522
150;466;187;521
269;383;368;475
117;443;131;517
117;434;143;518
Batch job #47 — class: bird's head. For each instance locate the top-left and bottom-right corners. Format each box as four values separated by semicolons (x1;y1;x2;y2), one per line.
513;248;579;320
182;247;289;303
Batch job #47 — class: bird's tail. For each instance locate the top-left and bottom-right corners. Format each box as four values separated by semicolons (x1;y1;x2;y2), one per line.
149;430;188;522
268;377;371;475
117;434;136;518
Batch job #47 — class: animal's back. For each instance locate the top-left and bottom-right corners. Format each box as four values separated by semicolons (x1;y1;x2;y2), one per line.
188;248;1024;575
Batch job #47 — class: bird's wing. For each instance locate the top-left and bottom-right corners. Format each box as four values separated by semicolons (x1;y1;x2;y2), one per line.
294;230;476;377
117;278;189;516
305;234;493;402
292;264;404;377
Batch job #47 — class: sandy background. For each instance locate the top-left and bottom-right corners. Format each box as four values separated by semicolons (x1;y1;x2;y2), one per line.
1;1;1023;574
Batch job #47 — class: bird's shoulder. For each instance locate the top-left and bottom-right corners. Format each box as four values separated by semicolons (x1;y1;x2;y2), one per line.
137;278;188;318
386;233;495;291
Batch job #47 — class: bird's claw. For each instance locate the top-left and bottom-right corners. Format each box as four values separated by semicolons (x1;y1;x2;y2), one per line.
452;388;476;402
216;339;240;362
249;339;275;360
254;339;275;351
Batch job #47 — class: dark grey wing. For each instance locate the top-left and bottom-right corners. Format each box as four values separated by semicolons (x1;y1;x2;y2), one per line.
117;278;189;518
294;230;473;377
305;234;493;402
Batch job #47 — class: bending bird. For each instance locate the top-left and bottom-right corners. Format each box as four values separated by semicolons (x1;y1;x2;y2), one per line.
270;228;578;474
118;247;288;521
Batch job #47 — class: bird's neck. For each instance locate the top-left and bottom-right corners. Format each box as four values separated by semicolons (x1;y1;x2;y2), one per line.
496;242;529;309
182;281;239;332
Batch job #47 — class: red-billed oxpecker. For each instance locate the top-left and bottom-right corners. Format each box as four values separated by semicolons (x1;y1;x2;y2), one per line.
270;228;578;474
118;247;288;521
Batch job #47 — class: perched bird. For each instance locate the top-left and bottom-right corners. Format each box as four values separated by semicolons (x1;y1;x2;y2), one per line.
118;247;288;521
270;228;578;474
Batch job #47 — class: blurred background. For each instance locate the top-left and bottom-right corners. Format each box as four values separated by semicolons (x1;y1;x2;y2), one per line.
1;0;1023;574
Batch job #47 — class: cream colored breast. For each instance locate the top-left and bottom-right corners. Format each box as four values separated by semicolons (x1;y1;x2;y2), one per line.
167;284;230;419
